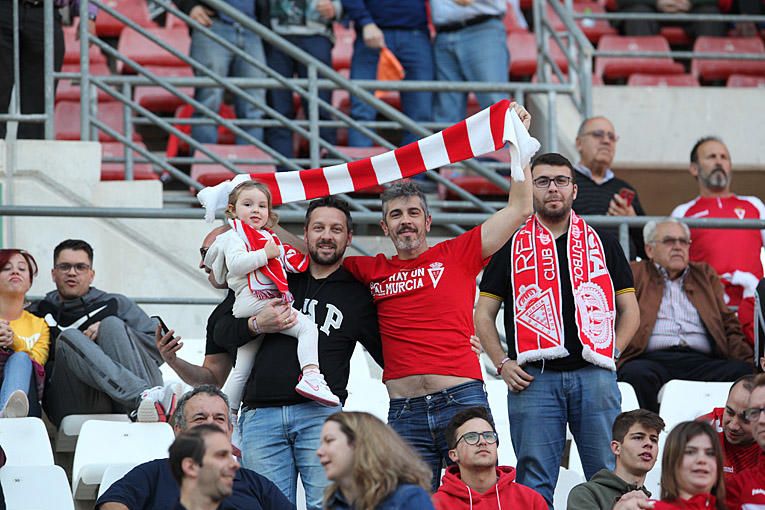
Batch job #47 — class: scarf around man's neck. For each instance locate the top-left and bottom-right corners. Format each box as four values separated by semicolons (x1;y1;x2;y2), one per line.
511;211;617;370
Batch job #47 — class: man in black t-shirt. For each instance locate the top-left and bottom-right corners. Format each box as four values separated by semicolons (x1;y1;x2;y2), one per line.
475;153;640;507
157;197;382;510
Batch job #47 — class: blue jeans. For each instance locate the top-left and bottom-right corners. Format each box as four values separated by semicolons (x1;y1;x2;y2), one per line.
348;28;433;147
190;19;266;144
265;35;335;167
0;351;32;409
388;380;491;491
508;365;620;507
433;18;509;124
240;402;337;510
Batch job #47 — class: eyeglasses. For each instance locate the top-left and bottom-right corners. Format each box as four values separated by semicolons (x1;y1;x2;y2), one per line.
533;175;573;189
199;247;209;260
651;236;691;248
54;263;91;273
582;129;619;142
455;431;499;447
743;407;765;422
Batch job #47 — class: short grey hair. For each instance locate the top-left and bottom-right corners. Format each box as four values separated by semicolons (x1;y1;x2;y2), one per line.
172;384;233;431
643;217;691;245
380;181;430;219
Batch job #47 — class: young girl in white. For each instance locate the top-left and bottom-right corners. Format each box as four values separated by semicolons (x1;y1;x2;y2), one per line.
202;178;340;411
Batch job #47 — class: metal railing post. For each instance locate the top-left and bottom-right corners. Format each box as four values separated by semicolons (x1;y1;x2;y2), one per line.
618;222;630;258
122;82;134;180
79;0;91;141
43;0;55;139
11;0;21;132
307;64;320;169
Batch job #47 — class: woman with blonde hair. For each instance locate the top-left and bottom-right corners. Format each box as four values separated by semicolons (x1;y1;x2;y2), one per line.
317;411;434;510
653;420;726;510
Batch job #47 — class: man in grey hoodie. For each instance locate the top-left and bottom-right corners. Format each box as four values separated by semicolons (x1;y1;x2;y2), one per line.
31;239;172;426
567;410;665;510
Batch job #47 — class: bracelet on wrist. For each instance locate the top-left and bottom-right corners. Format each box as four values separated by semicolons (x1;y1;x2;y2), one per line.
250;316;261;335
496;356;511;375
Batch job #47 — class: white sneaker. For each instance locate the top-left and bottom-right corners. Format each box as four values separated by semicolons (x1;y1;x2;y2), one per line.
2;390;29;418
137;383;184;423
295;371;340;407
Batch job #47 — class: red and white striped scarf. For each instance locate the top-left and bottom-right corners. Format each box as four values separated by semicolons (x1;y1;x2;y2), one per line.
197;99;539;220
511;212;617;370
230;219;309;302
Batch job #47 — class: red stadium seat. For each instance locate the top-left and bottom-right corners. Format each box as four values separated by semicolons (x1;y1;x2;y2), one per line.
595;35;684;80
190;144;276;188
117;27;191;73
62;26;107;65
547;3;617;43
691;37;765;81
96;0;156;38
503;7;529;34
727;74;765;87
627;73;700;86
332;23;355;71
56;63;114;103
100;142;158;180
660;26;692;46
532;72;604;85
508;33;569;79
55;101;142;142
440;175;509;200
165;103;237;158
133;65;194;112
331;145;389;194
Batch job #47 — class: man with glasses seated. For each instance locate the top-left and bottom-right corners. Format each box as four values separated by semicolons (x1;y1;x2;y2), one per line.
573;116;647;260
725;374;765;509
617;218;754;413
475;153;640;506
30;239;177;426
697;375;759;482
433;406;547;509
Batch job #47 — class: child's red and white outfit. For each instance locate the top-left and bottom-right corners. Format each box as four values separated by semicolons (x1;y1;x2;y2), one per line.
206;219;339;408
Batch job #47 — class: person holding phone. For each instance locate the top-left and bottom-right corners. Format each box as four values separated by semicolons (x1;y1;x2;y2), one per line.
572;116;647;260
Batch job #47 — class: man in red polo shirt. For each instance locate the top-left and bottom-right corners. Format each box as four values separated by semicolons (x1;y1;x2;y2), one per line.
726;375;765;509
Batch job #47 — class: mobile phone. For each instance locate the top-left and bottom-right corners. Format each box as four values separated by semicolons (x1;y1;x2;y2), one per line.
618;187;635;207
151;315;170;335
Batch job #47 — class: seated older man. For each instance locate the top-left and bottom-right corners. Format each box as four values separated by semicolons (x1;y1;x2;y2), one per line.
617;218;753;412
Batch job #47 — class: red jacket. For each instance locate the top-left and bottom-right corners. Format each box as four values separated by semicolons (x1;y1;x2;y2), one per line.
698;408;761;480
727;454;765;510
432;466;547;510
652;494;717;509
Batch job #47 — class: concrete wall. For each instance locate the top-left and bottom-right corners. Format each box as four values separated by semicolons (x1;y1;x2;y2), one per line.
0;140;221;339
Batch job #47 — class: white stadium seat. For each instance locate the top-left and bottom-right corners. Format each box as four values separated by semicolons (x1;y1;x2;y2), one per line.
343;344;388;421
618;382;640;412
97;462;141;498
56;413;131;453
554;467;586;510
1;465;74;510
0;417;54;466
72;420;174;501
659;380;731;431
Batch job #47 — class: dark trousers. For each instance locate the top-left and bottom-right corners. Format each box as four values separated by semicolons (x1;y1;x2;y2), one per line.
0;1;64;139
620;3;727;38
618;348;753;412
264;34;335;168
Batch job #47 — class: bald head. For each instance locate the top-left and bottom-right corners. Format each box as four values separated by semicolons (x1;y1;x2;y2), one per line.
576;116;617;176
200;225;230;289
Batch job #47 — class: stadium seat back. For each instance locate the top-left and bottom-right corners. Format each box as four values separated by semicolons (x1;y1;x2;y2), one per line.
71;421;174;500
596;35;685;80
659;380;731;432
553;467;586;510
692;37;765;81
1;465;74;510
0;417;54;466
56;413;132;453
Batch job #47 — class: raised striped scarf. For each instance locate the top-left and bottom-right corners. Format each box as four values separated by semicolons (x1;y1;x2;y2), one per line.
197;99;540;221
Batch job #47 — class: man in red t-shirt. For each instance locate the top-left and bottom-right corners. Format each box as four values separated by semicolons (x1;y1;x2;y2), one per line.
672;137;765;344
343;104;533;489
726;374;765;510
698;375;759;481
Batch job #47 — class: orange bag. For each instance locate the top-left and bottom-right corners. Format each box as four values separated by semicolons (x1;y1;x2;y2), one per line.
376;47;405;98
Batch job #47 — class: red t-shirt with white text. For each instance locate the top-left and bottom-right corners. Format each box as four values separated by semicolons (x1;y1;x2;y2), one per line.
672;195;765;306
343;227;486;382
